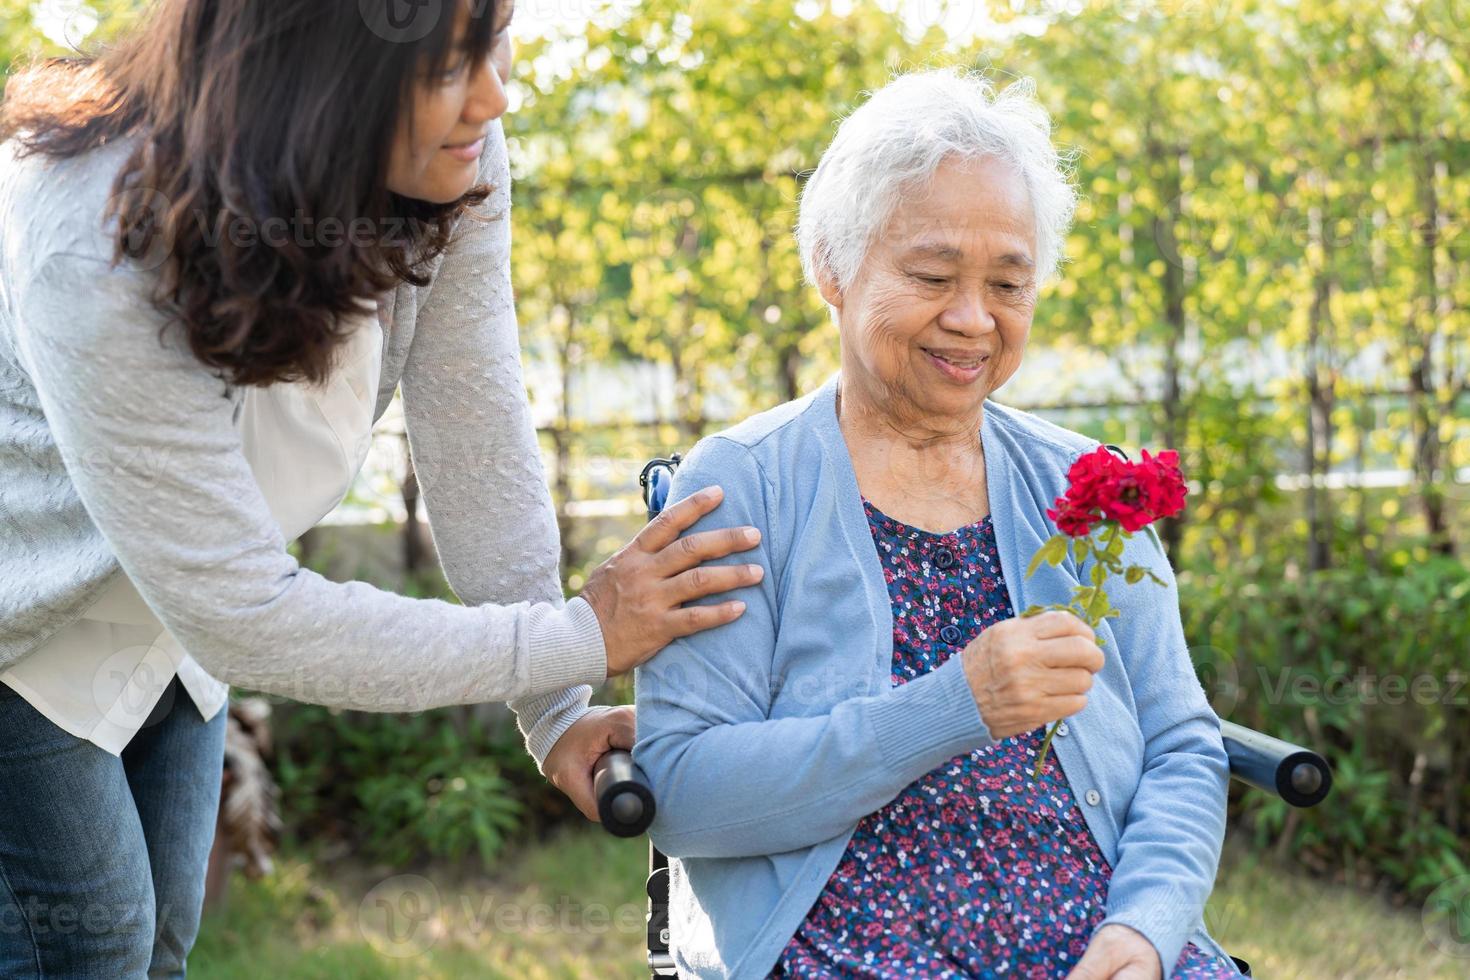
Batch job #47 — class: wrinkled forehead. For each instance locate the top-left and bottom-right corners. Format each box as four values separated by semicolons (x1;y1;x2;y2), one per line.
878;155;1038;266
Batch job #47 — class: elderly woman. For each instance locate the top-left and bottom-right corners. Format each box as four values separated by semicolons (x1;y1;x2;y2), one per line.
634;69;1242;980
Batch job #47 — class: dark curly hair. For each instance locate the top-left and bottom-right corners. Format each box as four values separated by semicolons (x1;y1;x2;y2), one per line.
0;0;505;387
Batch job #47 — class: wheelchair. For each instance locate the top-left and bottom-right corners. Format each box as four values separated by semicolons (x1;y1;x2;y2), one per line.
593;455;1334;979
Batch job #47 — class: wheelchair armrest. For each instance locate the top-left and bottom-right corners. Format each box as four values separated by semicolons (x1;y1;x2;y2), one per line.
1220;720;1331;808
593;749;657;837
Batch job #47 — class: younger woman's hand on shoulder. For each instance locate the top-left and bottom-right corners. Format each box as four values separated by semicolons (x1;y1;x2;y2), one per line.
580;486;763;677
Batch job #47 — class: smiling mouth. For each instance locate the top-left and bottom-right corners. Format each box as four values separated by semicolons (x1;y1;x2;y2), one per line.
922;348;990;369
440;136;487;164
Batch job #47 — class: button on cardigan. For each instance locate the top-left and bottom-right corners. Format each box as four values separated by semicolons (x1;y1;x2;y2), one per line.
633;373;1238;979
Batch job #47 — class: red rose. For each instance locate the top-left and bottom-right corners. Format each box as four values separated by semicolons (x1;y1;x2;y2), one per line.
1047;498;1100;537
1046;445;1188;537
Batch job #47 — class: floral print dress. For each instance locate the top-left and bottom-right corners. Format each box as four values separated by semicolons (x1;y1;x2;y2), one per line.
769;499;1237;979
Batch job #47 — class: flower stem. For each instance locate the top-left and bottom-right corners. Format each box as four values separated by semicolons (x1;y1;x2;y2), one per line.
1032;718;1062;779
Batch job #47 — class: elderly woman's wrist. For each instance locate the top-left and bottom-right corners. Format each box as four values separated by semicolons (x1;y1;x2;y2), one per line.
870;655;992;773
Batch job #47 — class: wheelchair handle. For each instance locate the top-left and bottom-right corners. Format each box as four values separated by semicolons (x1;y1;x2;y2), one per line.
640;455;682;521
594;749;657;837
1220;720;1331;808
591;456;680;844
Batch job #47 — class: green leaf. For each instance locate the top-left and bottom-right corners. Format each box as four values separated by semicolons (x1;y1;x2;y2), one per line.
1126;565;1145;584
1085;586;1113;622
1028;535;1069;577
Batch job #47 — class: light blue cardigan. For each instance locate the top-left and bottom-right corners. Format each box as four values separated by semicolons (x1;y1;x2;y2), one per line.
633;373;1242;980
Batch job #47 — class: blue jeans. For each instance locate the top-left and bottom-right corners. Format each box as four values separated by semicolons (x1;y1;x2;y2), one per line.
0;675;226;978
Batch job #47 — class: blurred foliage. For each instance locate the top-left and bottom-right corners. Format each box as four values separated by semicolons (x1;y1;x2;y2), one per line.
270;702;555;868
1183;554;1470;901
192;830;656;978
0;0;143;69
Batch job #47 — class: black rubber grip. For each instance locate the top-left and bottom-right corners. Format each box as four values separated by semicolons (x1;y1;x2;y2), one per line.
594;749;656;837
1221;720;1332;808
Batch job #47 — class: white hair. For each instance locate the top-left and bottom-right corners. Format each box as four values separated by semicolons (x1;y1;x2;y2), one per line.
796;68;1079;296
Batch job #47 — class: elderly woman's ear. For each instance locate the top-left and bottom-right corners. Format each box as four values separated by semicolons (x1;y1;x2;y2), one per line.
815;264;843;312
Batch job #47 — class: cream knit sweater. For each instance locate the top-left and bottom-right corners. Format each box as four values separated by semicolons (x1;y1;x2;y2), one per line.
0;119;602;768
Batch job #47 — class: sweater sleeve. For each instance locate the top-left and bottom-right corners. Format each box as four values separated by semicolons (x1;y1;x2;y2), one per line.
1092;520;1231;980
633;435;994;859
400;118;602;770
10;243;604;714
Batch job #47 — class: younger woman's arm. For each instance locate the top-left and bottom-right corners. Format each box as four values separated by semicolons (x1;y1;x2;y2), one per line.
13;245;604;712
399;118;599;767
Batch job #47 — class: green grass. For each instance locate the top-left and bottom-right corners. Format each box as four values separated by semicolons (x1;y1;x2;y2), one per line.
192;830;1467;979
192;828;649;980
1204;840;1467;979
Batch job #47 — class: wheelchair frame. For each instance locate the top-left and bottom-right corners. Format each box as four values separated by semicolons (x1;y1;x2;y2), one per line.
593;455;1334;979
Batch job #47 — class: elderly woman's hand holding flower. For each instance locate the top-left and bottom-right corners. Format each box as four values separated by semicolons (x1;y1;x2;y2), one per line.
958;609;1102;741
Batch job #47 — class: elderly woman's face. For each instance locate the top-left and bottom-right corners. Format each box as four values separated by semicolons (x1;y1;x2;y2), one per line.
830;155;1038;427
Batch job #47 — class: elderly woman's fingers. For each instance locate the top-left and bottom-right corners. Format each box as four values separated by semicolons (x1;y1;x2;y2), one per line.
656;525;763;575
665;563;765;604
1041;636;1106;673
1040;694;1090;718
1031;609;1096;639
1039;667;1096;697
962;616;1107;738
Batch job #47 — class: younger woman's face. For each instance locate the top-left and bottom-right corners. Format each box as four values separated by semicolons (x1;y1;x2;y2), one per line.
386;2;515;203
